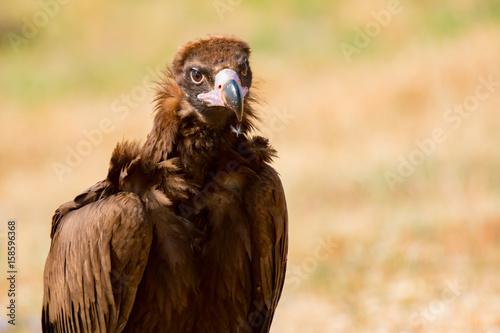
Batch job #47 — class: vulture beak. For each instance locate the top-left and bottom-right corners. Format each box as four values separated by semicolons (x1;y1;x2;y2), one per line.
197;69;249;122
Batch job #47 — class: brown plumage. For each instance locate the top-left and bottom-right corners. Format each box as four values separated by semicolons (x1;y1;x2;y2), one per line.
42;35;288;333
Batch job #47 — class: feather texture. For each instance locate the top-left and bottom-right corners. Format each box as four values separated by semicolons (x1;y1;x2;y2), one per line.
43;35;287;333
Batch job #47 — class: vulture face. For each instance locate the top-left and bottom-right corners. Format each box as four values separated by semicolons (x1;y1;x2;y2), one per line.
173;36;253;127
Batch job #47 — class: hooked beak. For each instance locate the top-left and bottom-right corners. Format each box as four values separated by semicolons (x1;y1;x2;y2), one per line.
197;69;249;122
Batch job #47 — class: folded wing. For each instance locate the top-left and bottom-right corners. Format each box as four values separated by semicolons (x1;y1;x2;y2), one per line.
246;164;288;332
42;191;153;333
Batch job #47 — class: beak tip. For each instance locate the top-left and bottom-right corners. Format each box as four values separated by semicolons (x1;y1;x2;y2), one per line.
235;111;243;122
221;79;244;122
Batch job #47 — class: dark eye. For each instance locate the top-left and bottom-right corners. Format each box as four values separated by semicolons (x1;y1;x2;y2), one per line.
241;61;248;76
190;69;204;84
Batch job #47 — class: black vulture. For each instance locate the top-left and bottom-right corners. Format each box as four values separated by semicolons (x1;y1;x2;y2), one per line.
43;35;288;333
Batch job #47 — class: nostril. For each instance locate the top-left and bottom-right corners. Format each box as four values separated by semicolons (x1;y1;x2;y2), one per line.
218;85;222;90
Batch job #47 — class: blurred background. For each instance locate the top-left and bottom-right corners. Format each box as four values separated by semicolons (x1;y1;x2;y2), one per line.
1;0;500;332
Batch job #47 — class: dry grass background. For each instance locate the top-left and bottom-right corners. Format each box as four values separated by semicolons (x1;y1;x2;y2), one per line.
2;0;500;332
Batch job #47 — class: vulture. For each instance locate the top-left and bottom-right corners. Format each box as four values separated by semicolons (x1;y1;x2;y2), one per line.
42;35;288;333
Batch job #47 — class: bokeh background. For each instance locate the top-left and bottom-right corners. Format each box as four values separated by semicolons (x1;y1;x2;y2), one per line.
2;0;500;332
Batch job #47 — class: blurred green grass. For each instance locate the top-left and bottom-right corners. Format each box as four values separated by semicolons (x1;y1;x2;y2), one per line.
2;0;500;332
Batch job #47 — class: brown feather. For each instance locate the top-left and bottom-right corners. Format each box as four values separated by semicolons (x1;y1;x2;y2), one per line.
43;35;287;333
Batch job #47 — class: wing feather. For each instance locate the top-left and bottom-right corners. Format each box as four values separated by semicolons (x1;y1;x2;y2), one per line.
42;192;153;333
245;164;288;332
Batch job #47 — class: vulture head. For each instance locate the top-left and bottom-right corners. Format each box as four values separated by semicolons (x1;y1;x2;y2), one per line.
145;35;258;164
171;35;253;129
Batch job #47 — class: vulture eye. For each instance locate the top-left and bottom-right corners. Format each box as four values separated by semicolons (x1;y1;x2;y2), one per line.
190;69;204;84
241;61;248;76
